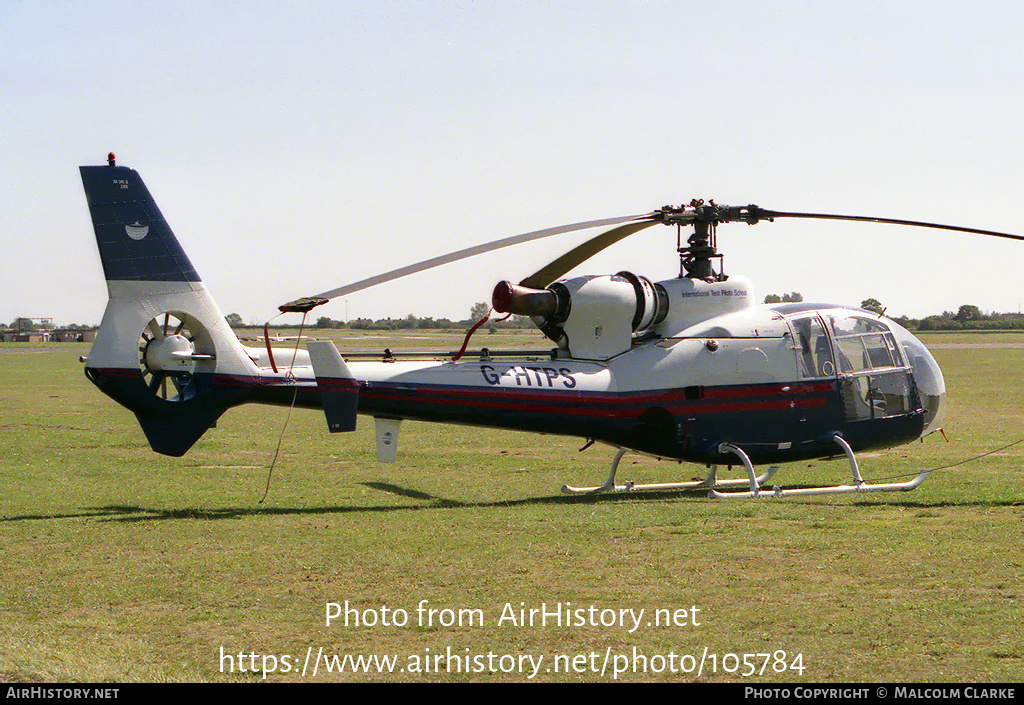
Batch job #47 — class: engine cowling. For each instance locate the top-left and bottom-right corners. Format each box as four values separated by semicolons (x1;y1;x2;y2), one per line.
492;272;668;360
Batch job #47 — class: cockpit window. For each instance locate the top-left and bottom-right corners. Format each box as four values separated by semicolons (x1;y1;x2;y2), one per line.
829;314;916;421
830;316;905;372
830;315;889;337
791;315;835;378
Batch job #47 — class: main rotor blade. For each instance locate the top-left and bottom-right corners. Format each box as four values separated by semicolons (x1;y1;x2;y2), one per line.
294;212;655;307
757;210;1024;242
519;218;660;289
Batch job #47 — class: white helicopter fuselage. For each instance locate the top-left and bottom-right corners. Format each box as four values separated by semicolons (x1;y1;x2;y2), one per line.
299;275;944;467
79;162;946;481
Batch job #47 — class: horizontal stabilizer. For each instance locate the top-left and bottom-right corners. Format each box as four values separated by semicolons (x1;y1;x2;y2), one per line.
307;341;359;432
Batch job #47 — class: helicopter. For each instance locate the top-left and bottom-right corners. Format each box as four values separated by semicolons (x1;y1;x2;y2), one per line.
77;156;1024;498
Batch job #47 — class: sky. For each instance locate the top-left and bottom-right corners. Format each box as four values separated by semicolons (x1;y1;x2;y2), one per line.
4;1;1024;327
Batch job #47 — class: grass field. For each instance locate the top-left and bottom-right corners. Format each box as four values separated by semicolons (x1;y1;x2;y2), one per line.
1;331;1022;682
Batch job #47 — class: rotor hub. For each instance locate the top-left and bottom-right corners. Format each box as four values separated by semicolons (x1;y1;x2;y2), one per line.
137;313;214;403
143;333;195;373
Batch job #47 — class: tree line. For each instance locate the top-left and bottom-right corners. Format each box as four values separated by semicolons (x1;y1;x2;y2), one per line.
852;299;1024;331
290;296;1024;332
895;306;1024;331
760;294;1024;331
15;295;1020;334
310;309;536;331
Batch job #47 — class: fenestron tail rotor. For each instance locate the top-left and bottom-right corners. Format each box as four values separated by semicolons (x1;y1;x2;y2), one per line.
138;313;215;402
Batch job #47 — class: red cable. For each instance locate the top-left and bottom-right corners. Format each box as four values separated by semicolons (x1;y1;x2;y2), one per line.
452;311;511;361
264;321;279;373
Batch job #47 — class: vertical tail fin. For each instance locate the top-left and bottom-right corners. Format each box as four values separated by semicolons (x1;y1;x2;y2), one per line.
80;164;201;284
81;159;259;456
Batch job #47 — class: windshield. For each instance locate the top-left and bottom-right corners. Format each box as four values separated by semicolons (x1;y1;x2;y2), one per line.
829;315;906;373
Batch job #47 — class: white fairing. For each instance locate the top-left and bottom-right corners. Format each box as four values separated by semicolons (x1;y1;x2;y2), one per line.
656;277;755;337
558;275;638;360
652;306;795;385
551;274;756;360
87;279;260;377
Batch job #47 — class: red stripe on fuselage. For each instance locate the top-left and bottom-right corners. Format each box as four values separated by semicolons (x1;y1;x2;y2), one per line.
90;368;835;419
358;380;835;419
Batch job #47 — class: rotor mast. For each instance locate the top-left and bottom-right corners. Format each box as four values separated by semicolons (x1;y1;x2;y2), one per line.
658;200;769;281
681;200;721;280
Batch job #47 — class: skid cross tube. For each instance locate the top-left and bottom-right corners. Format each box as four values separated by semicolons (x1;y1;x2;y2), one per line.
710;435;934;499
561;448;778;495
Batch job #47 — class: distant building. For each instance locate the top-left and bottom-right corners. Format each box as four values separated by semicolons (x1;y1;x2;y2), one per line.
50;328;98;343
2;328;97;343
3;331;48;342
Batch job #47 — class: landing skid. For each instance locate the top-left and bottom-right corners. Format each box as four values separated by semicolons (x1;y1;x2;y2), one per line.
562;435;933;498
560;448;780;495
710;435;933;498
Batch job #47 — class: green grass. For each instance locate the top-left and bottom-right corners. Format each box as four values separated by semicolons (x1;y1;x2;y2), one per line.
1;335;1022;682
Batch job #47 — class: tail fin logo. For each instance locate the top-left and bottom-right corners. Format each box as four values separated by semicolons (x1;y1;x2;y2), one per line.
125;222;150;240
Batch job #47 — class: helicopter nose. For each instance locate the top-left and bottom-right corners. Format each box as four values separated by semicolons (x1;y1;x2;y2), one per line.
895;328;947;436
918;373;947;436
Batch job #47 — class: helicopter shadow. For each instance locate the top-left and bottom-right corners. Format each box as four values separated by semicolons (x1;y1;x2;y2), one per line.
1;483;716;524
2;481;1019;524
